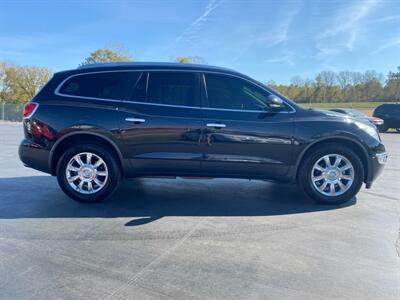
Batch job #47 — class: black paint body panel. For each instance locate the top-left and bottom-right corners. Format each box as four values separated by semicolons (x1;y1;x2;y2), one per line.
19;63;386;187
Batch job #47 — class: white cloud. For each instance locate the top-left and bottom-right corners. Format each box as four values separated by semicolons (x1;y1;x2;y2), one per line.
265;52;295;66
371;36;400;54
231;2;301;62
317;0;382;55
369;14;400;24
257;3;301;47
175;0;223;44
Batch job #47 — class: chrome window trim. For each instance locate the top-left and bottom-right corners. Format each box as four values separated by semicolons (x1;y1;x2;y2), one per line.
127;100;202;110
202;106;292;113
54;94;123;103
54;69;296;113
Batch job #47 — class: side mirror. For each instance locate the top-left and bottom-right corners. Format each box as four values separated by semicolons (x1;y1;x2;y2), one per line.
266;95;284;109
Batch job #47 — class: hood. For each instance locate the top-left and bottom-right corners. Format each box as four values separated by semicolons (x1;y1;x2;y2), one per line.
305;108;372;126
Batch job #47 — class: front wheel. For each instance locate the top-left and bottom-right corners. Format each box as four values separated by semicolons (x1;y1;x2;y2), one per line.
299;144;364;205
56;144;121;202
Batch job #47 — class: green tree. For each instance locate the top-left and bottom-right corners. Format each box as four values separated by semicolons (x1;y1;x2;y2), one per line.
175;56;206;64
0;61;9;102
387;66;400;80
385;66;400;101
81;48;132;66
175;56;193;63
1;63;52;104
265;67;400;104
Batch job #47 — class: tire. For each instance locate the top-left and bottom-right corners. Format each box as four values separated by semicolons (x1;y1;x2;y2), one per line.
299;143;364;205
396;128;400;133
56;143;121;203
377;124;388;133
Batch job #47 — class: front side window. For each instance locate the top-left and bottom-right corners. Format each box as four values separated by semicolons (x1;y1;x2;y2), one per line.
146;72;198;107
58;72;141;100
205;73;272;111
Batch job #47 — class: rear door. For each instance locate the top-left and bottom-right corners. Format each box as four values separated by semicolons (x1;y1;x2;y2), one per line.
118;71;205;176
201;73;294;179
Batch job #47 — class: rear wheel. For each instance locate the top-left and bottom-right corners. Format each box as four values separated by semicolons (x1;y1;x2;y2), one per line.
56;144;121;202
299;144;364;205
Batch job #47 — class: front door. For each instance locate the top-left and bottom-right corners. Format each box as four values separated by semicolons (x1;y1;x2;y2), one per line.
118;71;205;176
201;73;295;179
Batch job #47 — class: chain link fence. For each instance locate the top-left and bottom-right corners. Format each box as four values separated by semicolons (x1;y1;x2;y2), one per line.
1;103;23;122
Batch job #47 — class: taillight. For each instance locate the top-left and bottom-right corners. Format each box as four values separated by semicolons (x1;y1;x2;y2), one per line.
22;102;38;118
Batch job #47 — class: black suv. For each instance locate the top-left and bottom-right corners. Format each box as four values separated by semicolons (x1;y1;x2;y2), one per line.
19;62;387;204
373;103;400;132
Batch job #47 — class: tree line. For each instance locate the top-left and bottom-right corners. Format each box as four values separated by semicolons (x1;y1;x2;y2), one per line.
1;47;399;105
267;68;400;103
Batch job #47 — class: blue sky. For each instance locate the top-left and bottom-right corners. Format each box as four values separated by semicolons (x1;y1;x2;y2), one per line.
0;0;399;83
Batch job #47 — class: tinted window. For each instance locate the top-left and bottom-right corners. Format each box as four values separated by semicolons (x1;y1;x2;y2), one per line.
147;72;198;107
130;72;147;101
59;72;140;100
205;74;271;111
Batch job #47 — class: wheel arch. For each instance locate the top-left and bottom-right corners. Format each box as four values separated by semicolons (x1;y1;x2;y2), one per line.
49;131;124;176
295;137;370;183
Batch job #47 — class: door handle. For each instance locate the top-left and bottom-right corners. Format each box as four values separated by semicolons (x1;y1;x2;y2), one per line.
125;117;146;123
206;123;226;128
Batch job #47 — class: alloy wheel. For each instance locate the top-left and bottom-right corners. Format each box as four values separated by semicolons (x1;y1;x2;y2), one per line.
65;152;108;194
311;154;354;196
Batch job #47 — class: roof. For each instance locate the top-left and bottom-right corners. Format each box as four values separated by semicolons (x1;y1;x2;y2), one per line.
73;61;241;75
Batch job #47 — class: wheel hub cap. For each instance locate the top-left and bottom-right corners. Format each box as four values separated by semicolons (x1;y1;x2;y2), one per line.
81;167;94;179
326;169;339;181
311;154;354;197
65;152;108;195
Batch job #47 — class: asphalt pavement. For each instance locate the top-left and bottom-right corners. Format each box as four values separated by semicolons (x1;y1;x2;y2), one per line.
0;122;399;299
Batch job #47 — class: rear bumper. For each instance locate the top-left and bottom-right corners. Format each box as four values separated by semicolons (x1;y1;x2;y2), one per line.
19;139;51;174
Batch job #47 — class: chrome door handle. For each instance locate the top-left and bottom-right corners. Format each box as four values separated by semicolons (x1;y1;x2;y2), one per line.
206;123;226;128
125;117;146;123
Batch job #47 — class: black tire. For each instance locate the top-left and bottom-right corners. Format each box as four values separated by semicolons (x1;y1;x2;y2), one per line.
377;124;388;133
299;143;364;205
56;143;121;203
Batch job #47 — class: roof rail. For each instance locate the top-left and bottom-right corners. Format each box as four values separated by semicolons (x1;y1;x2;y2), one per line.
77;62;134;69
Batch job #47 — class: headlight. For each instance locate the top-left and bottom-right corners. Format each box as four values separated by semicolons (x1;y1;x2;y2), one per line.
355;121;380;141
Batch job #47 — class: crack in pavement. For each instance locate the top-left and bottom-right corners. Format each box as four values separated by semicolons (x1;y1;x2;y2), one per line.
360;190;400;258
102;217;208;300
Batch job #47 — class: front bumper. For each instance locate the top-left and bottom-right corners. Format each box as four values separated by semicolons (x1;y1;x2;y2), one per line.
365;150;387;188
375;152;388;164
19;139;51;174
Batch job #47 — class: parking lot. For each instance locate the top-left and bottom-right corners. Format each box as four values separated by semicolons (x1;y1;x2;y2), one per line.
0;122;399;299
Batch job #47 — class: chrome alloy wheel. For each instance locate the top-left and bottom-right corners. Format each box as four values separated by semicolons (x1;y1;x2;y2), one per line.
65;152;108;194
311;154;354;197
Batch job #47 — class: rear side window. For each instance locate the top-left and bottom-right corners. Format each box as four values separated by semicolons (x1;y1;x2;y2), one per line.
204;73;271;111
146;72;198;107
58;71;141;100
